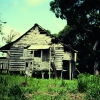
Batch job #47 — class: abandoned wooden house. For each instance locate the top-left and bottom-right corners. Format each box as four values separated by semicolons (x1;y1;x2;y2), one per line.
0;23;78;79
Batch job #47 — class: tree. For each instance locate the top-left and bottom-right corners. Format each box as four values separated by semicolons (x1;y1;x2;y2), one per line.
46;30;51;34
2;30;20;44
58;25;76;44
50;0;100;74
0;14;6;35
50;0;100;42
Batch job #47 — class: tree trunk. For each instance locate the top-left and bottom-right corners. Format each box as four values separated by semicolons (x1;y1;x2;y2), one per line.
93;40;99;75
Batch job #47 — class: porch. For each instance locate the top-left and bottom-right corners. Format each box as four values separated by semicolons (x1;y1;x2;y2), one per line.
0;58;9;73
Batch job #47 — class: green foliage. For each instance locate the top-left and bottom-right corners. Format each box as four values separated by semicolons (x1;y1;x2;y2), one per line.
0;75;79;100
0;75;27;100
46;30;51;34
52;33;58;38
8;84;26;100
86;85;100;100
0;75;9;99
50;0;100;74
0;14;6;35
50;0;100;27
0;75;8;86
86;75;100;100
58;25;77;45
2;72;100;99
77;74;89;92
77;73;100;99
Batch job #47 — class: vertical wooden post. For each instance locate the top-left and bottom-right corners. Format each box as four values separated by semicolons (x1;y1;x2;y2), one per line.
31;50;34;72
0;62;2;73
41;71;44;79
72;52;77;78
41;50;43;62
49;47;51;79
74;53;77;62
69;61;71;80
32;50;34;70
61;57;63;79
72;62;74;79
7;58;9;74
61;71;63;79
33;50;34;58
24;60;28;83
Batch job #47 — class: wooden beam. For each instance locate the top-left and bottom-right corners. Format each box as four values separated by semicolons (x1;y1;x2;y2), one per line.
41;71;44;79
49;48;51;79
69;61;71;80
41;50;42;62
61;71;63;79
74;53;77;62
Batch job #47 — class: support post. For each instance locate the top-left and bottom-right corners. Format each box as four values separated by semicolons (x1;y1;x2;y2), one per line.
41;50;43;62
73;52;77;78
61;70;63;79
69;61;71;80
49;48;51;79
74;53;77;62
41;71;44;79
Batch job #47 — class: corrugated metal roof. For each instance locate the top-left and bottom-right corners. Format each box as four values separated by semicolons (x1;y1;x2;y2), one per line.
28;45;50;50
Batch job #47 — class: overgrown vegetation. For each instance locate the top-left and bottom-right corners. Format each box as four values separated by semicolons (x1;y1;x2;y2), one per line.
78;73;100;100
0;73;100;100
50;0;100;74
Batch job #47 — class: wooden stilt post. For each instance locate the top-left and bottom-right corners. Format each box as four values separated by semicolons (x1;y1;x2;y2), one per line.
61;58;63;79
41;50;42;62
69;61;71;80
41;71;44;79
72;62;74;79
72;52;77;78
25;60;27;81
61;70;63;79
49;47;51;79
7;60;9;74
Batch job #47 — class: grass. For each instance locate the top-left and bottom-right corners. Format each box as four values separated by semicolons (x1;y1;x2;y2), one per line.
1;73;100;100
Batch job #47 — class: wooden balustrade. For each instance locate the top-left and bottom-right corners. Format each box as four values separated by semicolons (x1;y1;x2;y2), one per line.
0;59;9;73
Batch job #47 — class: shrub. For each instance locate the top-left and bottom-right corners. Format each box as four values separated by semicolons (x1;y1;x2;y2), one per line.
85;85;100;100
0;75;8;86
0;75;9;99
77;74;88;92
8;84;26;100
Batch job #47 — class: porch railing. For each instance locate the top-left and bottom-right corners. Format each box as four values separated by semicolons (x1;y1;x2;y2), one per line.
0;59;9;73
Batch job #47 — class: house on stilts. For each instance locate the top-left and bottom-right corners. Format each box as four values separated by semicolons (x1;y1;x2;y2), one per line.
0;23;78;79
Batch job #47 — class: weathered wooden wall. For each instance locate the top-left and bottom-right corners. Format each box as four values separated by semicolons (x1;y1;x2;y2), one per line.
51;44;64;70
14;27;51;47
9;46;25;71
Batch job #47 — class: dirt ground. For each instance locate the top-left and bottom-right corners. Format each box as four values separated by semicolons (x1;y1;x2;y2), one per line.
25;92;86;100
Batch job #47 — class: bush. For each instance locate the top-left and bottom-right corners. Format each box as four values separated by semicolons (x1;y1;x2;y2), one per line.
8;84;27;100
86;85;100;100
77;73;100;99
0;75;9;99
77;74;88;92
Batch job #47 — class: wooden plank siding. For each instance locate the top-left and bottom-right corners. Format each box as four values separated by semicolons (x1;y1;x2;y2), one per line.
9;47;25;71
54;48;64;70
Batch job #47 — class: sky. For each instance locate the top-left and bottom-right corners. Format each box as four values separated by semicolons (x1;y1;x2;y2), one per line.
0;0;67;47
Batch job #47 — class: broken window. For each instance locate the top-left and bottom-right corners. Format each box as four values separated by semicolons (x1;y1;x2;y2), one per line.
34;50;41;57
